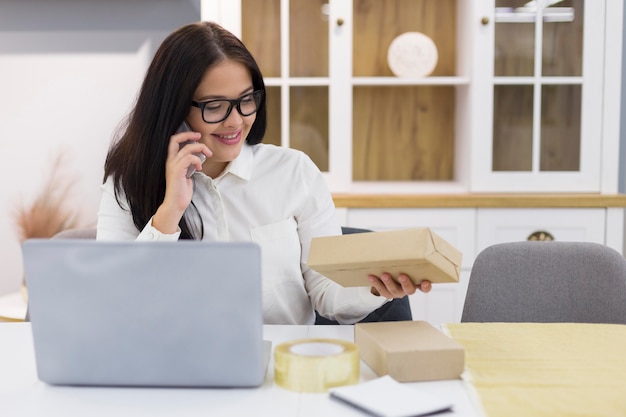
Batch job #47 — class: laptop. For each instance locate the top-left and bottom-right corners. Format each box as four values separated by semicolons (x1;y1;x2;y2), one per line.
22;239;267;388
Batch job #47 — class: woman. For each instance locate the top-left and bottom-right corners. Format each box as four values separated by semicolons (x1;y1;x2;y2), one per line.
97;21;431;324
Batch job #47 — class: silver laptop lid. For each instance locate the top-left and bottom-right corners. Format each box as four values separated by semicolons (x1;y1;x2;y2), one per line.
22;239;264;388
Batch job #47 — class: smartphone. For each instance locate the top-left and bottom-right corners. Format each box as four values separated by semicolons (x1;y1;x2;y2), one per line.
177;121;206;178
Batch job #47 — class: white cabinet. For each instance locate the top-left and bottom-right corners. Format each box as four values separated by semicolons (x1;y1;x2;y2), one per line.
204;0;624;195
476;208;606;253
341;205;617;325
203;1;626;324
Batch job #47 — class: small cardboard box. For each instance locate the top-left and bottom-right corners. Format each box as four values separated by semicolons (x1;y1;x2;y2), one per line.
354;321;465;382
307;228;461;286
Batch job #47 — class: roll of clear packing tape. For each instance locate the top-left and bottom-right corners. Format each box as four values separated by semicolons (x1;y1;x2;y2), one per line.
274;338;360;392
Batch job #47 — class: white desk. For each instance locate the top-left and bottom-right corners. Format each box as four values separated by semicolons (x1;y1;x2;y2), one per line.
0;291;27;322
0;323;480;417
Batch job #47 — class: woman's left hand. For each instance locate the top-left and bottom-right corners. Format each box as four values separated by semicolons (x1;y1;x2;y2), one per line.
368;273;432;299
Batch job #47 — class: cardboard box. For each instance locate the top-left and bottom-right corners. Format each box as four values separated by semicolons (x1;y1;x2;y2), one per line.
354;321;465;382
307;228;461;286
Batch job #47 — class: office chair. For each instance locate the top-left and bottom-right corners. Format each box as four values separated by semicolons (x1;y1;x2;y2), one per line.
314;227;413;325
461;241;626;324
51;228;97;239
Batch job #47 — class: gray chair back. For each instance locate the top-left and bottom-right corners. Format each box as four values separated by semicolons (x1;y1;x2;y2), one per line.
51;228;97;239
461;241;626;324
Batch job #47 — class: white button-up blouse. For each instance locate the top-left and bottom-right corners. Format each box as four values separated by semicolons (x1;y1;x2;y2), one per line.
97;143;385;324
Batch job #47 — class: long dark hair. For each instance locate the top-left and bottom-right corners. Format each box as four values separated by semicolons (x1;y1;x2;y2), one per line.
103;22;266;239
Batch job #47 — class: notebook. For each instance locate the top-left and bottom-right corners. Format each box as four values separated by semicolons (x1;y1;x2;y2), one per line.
22;239;267;388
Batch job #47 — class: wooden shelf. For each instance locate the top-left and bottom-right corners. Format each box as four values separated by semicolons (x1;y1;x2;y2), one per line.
332;194;626;209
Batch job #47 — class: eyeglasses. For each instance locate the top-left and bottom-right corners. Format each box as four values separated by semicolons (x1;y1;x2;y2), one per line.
191;90;264;124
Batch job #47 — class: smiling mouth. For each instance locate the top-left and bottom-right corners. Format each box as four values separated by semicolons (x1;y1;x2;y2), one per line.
216;133;238;139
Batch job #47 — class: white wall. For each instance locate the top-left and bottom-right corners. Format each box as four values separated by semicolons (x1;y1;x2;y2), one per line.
0;0;201;295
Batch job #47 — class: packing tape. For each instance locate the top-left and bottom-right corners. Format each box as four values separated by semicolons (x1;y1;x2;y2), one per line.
274;338;360;392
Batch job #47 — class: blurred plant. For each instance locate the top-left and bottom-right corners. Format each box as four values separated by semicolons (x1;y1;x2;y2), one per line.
14;152;82;242
13;151;87;305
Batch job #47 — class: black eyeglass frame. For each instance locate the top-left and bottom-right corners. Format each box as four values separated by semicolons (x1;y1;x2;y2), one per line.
191;90;264;124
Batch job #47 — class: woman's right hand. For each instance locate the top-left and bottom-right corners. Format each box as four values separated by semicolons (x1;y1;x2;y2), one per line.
152;129;211;234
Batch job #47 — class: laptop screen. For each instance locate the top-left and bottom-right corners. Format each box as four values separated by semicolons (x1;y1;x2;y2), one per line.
23;239;265;388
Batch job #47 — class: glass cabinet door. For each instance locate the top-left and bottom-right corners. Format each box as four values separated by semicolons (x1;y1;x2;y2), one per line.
241;0;330;172
203;0;612;194
474;0;604;192
494;0;582;173
329;0;469;193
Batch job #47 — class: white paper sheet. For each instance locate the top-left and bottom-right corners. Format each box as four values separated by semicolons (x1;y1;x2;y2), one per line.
329;375;453;417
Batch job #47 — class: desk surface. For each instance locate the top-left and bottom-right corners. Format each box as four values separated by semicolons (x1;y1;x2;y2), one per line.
0;323;480;417
0;291;27;322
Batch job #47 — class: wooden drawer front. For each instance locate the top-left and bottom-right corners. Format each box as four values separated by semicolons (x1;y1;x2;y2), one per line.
476;208;606;256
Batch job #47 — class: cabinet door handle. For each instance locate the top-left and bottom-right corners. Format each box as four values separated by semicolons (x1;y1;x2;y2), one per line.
481;17;490;25
336;18;344;26
527;231;555;241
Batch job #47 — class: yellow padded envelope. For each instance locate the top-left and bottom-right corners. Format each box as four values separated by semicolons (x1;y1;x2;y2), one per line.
444;323;626;417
